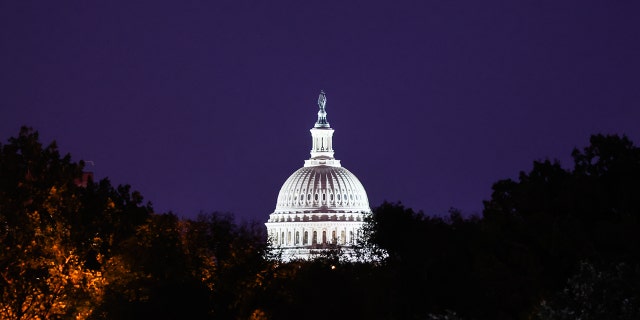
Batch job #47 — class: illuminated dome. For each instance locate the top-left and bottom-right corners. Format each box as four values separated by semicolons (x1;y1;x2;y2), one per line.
266;91;371;260
274;166;370;215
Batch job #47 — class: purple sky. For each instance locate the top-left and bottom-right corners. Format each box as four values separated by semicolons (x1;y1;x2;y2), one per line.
2;1;639;222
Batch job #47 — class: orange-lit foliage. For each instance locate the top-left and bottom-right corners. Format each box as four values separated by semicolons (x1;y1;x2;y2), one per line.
0;128;149;319
0;186;107;319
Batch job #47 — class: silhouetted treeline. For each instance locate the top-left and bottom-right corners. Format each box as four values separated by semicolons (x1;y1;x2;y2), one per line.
1;127;639;319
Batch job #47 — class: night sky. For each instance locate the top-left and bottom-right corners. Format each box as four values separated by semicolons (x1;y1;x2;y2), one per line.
2;1;639;222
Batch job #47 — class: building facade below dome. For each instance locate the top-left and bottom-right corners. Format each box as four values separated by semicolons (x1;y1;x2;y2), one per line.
266;91;372;261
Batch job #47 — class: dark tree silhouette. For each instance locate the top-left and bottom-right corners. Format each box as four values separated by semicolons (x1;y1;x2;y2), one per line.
3;128;640;320
482;134;640;318
535;261;640;319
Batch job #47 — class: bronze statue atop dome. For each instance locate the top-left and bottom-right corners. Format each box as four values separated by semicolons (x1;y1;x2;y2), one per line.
315;90;330;128
318;90;327;111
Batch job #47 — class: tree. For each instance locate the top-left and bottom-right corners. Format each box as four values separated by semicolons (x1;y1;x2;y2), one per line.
535;261;640;320
0;127;152;319
0;128;101;318
183;213;271;319
91;213;213;319
358;202;493;319
482;134;640;318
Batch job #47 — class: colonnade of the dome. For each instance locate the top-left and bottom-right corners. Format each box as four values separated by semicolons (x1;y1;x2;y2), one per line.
267;221;364;248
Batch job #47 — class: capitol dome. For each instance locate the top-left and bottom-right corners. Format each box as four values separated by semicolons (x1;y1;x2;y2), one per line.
266;91;372;260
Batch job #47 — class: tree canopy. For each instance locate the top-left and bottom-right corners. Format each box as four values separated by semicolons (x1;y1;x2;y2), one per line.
1;127;639;319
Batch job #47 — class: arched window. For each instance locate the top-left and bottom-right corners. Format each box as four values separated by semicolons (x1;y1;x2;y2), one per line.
322;231;327;244
314;194;318;201
312;231;317;245
332;230;337;244
295;231;300;245
304;231;308;245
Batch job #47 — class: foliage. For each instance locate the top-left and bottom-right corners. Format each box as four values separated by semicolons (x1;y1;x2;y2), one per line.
479;134;640;318
352;134;640;319
2;128;640;319
534;261;640;320
0;127;155;319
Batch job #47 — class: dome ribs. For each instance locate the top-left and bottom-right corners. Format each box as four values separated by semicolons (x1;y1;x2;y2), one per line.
272;167;370;214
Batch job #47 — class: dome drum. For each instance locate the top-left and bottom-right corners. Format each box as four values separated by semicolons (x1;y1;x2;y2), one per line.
267;221;365;248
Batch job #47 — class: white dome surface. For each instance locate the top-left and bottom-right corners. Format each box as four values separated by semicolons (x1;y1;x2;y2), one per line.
274;166;370;214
